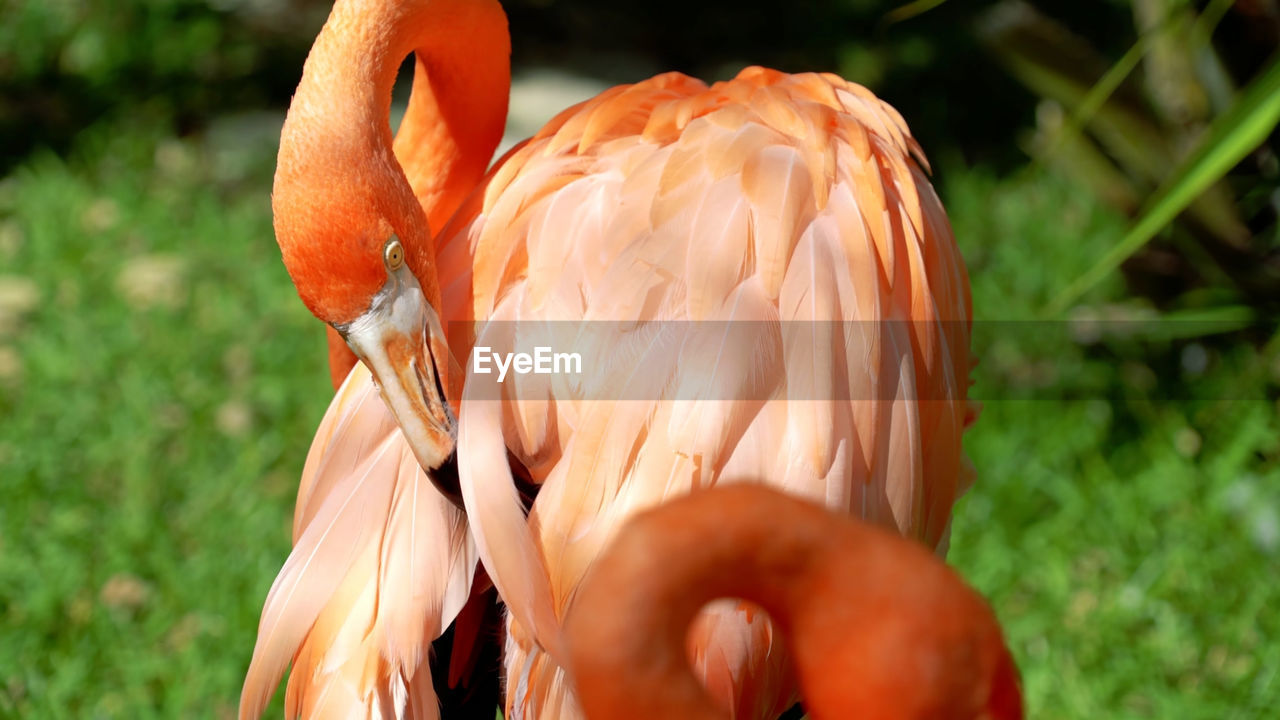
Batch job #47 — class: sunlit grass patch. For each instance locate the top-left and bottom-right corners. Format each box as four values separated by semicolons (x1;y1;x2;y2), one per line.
0;120;325;717
946;168;1280;718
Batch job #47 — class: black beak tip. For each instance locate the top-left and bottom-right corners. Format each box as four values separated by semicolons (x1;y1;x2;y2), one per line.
432;446;464;510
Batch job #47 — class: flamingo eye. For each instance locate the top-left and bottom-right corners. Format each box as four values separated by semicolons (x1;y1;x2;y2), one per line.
384;237;405;271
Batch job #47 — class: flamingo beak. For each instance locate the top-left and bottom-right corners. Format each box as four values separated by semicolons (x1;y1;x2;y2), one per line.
337;266;462;506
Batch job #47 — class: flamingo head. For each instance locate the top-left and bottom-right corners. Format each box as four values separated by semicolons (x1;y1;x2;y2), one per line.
271;115;457;480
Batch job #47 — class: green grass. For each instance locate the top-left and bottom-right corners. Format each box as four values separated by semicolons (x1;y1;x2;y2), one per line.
0;121;328;718
945;167;1280;718
1;122;1277;718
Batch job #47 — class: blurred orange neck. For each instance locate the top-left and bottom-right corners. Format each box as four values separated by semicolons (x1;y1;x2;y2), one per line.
564;485;1023;720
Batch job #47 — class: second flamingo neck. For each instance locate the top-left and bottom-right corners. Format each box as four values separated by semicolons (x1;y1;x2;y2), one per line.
566;488;840;720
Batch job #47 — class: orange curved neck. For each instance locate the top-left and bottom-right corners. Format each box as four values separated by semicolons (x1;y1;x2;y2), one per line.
394;22;510;234
566;488;838;720
279;0;509;310
564;485;1022;720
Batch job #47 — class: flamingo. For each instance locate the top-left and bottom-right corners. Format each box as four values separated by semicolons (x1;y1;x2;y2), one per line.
243;0;978;717
238;0;510;714
563;484;1022;720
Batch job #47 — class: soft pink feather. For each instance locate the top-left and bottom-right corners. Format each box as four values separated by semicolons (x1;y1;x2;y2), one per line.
240;363;477;720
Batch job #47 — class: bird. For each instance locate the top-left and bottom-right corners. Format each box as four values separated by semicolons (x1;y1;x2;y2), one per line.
563;484;1023;720
245;0;979;717
238;0;511;715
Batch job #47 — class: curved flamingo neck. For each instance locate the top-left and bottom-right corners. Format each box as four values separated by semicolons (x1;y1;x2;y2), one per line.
393;13;510;234
567;488;823;720
564;485;1022;720
277;0;509;314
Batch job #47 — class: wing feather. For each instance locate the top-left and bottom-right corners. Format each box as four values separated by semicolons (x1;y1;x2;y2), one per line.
240;365;476;720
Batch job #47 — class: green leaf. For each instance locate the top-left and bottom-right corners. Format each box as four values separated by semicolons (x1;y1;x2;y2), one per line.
884;0;951;25
1045;52;1280;317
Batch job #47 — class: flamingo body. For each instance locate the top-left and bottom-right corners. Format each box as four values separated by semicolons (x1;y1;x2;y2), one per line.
444;67;976;718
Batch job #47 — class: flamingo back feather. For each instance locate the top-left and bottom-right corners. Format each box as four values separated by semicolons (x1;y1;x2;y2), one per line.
440;66;975;719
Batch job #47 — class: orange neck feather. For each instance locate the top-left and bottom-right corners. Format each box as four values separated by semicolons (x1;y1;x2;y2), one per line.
394;4;510;234
273;0;510;324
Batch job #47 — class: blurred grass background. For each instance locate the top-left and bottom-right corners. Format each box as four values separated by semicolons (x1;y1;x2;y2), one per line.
1;0;1278;718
